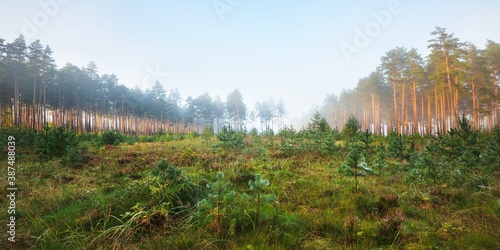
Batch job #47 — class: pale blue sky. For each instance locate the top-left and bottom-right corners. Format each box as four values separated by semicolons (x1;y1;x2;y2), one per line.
1;0;499;124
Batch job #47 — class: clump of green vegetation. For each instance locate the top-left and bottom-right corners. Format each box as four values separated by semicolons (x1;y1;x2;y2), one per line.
196;171;236;237
339;144;372;192
101;129;124;145
34;124;84;167
215;125;244;150
342;115;360;141
246;173;275;227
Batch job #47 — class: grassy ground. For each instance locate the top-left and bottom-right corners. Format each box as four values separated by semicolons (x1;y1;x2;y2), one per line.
2;134;499;249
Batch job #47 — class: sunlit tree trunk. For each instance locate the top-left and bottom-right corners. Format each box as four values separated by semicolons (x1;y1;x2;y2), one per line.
412;77;418;134
494;70;499;126
445;55;456;127
392;73;399;132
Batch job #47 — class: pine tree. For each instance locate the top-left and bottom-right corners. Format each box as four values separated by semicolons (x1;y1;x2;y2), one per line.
339;145;372;192
6;35;27;126
415;139;441;188
359;129;374;155
341;115;360;141
206;171;236;236
248;174;275;227
216;125;244;150
306;112;331;154
226;89;246;131
374;143;387;180
388;131;407;164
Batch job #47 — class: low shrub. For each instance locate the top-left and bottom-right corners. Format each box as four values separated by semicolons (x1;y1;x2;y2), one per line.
35;125;78;159
101;129;124;145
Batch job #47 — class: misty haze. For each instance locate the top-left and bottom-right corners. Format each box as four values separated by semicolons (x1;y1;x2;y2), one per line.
1;1;499;249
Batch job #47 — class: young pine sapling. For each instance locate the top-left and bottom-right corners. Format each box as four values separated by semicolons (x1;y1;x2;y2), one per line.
206;171;235;236
248;174;275;227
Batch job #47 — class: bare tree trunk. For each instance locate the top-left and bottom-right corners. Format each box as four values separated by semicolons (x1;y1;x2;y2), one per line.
371;93;376;134
412;78;418;134
472;74;478;129
14;77;18;126
494;70;499;126
32;76;37;129
441;91;446;132
421;94;425;135
444;55;456;128
42;78;46;127
454;76;460;126
401;81;405;134
392;74;399;133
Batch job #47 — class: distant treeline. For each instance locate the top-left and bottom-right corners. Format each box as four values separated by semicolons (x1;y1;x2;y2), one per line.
0;35;286;134
1;26;499;135
319;27;500;135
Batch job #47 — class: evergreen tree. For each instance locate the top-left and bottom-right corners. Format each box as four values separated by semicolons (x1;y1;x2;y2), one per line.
307;111;331;134
414;139;442;188
247;174;275;227
216;125;244;150
6;35;27;126
205;171;236;236
226;89;246;131
359;129;374;155
387;130;407;164
373;143;387;180
339;144;372;192
341;115;360;141
305;112;331;154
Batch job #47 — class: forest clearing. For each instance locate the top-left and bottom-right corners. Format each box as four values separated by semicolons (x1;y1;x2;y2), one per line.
1;115;499;249
1;2;500;249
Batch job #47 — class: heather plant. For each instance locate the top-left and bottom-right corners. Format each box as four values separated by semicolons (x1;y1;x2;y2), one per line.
376;210;404;245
